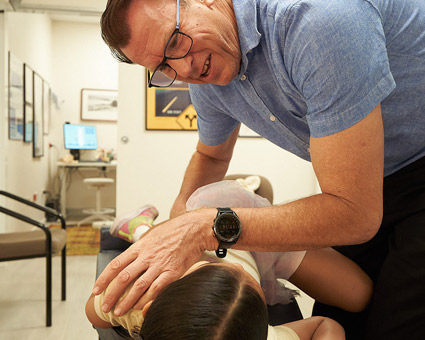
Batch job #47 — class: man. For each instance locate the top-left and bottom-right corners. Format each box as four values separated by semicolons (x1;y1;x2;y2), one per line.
94;0;425;339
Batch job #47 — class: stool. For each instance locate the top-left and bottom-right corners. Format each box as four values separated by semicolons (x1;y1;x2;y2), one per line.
77;178;115;227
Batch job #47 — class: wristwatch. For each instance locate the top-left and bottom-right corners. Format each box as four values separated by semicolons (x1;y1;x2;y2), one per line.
212;207;242;258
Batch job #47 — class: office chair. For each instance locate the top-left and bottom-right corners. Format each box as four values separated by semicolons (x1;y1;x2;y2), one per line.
78;177;115;226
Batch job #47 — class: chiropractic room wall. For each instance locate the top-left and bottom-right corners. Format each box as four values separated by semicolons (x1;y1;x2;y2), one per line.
1;12;53;232
51;19;118;214
1;12;118;231
1;11;319;232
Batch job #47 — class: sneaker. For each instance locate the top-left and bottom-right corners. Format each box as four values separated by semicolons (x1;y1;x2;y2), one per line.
110;205;159;243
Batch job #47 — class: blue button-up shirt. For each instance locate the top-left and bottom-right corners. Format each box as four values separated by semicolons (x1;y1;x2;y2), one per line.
189;0;425;176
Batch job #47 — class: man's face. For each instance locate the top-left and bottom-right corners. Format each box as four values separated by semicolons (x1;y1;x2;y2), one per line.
122;0;242;86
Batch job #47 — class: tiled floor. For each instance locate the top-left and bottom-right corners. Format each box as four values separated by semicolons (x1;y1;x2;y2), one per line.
0;255;99;340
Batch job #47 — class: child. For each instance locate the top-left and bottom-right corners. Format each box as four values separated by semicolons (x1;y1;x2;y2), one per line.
86;180;372;340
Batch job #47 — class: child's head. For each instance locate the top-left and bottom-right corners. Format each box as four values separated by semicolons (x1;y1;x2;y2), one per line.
140;262;269;340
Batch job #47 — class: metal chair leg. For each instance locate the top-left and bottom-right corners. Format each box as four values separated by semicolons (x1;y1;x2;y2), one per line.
61;246;66;301
46;251;52;327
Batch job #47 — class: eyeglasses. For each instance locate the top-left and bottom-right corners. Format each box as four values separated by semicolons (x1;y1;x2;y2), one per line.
147;0;193;88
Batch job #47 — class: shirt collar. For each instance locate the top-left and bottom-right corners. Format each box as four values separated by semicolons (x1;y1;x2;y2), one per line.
233;0;262;76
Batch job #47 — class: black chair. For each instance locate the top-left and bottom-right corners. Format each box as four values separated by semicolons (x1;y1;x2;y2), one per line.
0;190;67;327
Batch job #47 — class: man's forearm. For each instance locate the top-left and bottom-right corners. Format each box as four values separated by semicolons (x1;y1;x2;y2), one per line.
231;192;381;252
170;150;230;218
187;188;382;259
171;127;240;218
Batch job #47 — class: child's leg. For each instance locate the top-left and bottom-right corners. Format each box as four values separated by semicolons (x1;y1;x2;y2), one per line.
110;205;158;243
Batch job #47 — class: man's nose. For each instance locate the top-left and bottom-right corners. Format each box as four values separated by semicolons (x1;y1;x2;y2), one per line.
168;54;194;79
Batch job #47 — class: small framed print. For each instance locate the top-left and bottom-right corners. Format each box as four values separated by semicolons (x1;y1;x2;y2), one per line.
81;88;118;122
24;64;33;143
33;72;44;157
43;81;51;135
8;52;24;140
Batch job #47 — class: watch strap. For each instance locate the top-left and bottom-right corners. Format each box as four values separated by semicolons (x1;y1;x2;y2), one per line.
215;248;227;258
217;207;233;214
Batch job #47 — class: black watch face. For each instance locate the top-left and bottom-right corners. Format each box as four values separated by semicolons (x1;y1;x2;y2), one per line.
216;214;241;241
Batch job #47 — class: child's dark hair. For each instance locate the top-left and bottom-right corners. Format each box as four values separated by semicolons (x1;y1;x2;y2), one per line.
140;264;269;340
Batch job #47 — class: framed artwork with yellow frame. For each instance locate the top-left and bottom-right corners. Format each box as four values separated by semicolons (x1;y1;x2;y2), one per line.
146;72;197;131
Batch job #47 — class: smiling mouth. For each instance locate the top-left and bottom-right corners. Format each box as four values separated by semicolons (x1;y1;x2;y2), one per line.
201;55;211;77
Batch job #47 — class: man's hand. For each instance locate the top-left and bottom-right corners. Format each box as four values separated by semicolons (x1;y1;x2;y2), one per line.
92;209;217;316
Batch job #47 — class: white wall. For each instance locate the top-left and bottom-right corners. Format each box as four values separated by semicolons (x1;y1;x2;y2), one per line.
51;20;118;151
0;13;6;232
3;12;53;231
1;13;118;229
117;63;319;223
50;20;118;211
117;64;199;219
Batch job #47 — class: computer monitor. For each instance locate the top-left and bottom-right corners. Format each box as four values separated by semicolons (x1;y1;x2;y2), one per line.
64;123;98;160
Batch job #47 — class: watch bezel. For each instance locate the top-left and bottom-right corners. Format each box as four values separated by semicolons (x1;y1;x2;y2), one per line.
213;210;242;243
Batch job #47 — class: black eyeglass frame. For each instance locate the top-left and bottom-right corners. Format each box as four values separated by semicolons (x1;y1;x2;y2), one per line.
147;0;193;88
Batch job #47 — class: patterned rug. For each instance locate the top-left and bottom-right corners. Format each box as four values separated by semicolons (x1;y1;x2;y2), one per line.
50;224;100;256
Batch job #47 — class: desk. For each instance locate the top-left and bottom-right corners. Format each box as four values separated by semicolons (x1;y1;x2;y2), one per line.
57;161;117;218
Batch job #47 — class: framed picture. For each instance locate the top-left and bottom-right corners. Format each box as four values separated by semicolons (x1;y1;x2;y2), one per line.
33;72;44;157
81;88;118;121
23;64;33;143
146;72;197;131
8;52;25;140
43;81;51;135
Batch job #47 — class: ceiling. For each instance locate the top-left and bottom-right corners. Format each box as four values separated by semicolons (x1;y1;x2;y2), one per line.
0;0;107;21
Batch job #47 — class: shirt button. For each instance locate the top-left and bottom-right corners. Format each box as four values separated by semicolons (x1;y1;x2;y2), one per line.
240;74;247;81
270;115;276;122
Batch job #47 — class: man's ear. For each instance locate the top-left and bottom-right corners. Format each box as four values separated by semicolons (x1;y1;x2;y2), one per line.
142;300;153;318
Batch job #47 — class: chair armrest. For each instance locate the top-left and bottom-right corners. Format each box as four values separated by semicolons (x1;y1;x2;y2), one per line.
0;205;53;251
0;190;65;230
